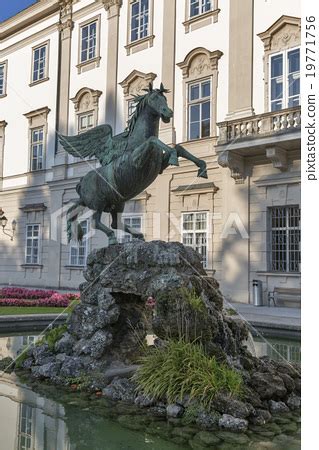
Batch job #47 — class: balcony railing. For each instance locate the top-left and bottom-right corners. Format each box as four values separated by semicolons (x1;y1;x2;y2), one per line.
217;106;301;145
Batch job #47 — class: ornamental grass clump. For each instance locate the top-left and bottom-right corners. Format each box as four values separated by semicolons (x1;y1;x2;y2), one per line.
133;340;243;409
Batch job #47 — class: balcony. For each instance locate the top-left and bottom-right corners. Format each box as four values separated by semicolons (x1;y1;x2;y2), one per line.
216;106;301;183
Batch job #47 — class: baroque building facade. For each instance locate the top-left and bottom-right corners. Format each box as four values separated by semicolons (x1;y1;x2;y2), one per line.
0;0;301;305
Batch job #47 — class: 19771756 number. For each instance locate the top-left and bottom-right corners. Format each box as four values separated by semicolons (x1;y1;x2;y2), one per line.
305;16;316;78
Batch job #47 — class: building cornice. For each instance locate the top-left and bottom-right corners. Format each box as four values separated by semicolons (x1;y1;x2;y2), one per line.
0;1;60;41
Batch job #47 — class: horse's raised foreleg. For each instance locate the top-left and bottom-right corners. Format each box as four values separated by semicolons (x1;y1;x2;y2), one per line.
132;136;179;168
92;211;118;245
111;210;145;241
175;144;208;178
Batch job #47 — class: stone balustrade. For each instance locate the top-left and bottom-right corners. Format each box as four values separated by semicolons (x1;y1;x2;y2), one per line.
217;106;301;144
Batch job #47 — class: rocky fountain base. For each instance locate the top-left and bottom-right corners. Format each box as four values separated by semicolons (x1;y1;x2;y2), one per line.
19;240;300;435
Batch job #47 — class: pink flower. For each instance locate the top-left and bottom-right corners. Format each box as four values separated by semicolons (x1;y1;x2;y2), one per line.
145;296;156;309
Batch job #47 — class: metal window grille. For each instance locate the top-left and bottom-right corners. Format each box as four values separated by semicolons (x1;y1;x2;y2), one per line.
131;0;149;42
25;224;40;264
269;342;301;364
81;22;97;63
190;0;212;17
0;63;5;95
32;45;47;82
30;127;44;171
70;220;89;266
269;206;300;273
182;212;208;268
188;79;211;140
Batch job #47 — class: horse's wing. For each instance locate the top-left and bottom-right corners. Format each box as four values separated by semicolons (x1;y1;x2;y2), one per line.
59;124;114;165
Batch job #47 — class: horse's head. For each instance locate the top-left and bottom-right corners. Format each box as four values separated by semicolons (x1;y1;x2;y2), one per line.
145;82;173;123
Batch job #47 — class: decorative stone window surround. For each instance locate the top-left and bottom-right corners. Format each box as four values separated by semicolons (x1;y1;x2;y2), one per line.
0;60;8;98
29;40;50;87
183;0;220;33
23;107;50;173
71;87;102;134
125;0;155;55
258;15;301;113
177;47;223;142
76;14;101;74
119;70;157;123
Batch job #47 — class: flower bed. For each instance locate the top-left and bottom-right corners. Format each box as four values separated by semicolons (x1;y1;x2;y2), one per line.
0;288;80;308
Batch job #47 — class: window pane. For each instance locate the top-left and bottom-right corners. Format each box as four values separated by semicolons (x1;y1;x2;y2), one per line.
271;78;283;101
189;84;200;101
271;54;283;77
190;0;199;17
201;81;210;98
190;104;200;122
288;73;300;97
288;49;300;73
201;101;210;120
201;120;210;137
271;100;282;112
190;122;200;140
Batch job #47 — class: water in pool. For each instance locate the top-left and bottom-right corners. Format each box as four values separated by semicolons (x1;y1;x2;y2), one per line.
0;332;301;450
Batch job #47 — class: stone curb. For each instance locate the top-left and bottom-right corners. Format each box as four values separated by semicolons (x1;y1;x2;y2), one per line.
0;314;68;333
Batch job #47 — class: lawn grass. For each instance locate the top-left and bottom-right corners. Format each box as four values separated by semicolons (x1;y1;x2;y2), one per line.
0;300;79;316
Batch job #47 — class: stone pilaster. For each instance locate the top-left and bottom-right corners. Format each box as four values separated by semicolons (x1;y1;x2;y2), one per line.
54;0;74;177
227;0;254;119
159;0;176;145
103;0;122;132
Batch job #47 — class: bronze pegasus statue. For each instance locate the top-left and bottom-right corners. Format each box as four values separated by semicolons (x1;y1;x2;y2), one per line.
59;82;208;245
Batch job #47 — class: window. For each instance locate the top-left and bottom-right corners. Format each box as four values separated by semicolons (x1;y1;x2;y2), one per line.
0;62;7;96
25;224;41;265
30;127;44;171
80;21;97;63
70;220;89;266
32;44;48;83
269;206;300;272
188;79;211;140
131;0;149;42
182;212;208;267
270;48;300;111
119;215;142;243
18;404;33;450
127;99;137;120
190;0;212;17
78;112;94;133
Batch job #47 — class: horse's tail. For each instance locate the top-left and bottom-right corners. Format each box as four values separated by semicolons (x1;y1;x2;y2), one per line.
66;200;85;243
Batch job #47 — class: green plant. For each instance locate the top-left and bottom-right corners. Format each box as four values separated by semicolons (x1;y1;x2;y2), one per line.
181;288;205;313
225;308;238;316
15;348;29;369
41;324;68;351
133;340;243;409
65;374;91;390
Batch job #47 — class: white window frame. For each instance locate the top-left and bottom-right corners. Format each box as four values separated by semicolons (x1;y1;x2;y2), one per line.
0;61;7;97
78;111;94;133
80;20;97;63
31;42;48;84
25;224;41;265
130;0;150;43
30;127;44;171
181;211;208;268
69;219;90;267
187;78;212;140
268;205;301;273
18;403;33;450
269;47;300;112
189;0;213;18
118;214;143;243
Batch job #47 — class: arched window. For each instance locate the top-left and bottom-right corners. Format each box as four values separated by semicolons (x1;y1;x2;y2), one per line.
70;87;102;134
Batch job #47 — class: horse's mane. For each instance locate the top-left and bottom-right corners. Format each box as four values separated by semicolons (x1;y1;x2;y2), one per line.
124;92;150;136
